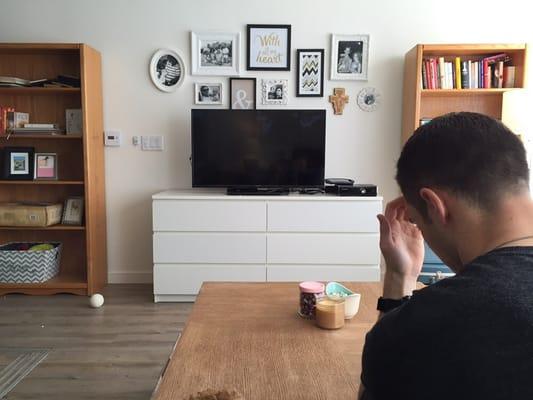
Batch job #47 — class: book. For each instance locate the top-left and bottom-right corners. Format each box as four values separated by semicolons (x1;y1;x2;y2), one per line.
461;61;469;89
503;66;516;88
455;57;462;89
6;112;29;129
438;57;446;89
66;109;82;135
29;79;50;87
56;74;81;88
421;61;428;89
23;123;58;129
0;76;30;86
0;106;15;135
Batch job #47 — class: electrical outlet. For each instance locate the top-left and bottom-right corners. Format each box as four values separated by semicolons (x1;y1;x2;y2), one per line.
104;130;122;147
132;136;140;146
141;135;164;151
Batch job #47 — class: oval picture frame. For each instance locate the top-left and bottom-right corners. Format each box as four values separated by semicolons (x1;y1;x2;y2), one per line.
149;48;186;92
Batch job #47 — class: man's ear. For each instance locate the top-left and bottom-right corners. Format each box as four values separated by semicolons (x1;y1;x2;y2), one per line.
419;188;448;224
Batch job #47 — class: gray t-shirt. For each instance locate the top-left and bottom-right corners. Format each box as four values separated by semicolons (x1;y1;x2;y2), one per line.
361;246;533;400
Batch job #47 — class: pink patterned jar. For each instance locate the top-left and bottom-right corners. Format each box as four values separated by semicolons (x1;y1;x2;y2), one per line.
299;281;325;318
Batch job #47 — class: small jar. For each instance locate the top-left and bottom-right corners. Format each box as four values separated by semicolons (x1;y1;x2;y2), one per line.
315;297;345;330
299;281;325;318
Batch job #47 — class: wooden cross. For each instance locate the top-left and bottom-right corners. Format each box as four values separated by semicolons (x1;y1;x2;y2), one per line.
329;88;349;115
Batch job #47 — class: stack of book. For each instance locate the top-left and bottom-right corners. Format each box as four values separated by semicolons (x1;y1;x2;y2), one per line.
421;54;516;90
0;75;81;88
0;105;63;135
10;124;62;135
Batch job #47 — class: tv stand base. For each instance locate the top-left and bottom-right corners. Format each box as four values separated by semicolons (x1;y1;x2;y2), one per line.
227;187;289;196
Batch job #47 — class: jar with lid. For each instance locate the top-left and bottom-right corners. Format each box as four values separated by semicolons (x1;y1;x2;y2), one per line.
298;281;325;318
315;297;345;329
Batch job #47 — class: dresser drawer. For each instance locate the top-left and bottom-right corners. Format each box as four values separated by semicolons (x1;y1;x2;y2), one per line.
267;265;380;282
267;233;379;265
267;200;381;232
154;232;266;264
154;264;266;295
153;200;266;231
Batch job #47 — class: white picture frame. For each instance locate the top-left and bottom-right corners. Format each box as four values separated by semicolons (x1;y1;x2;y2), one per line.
330;34;369;81
191;31;240;76
149;48;186;92
261;79;288;105
62;197;84;226
194;83;223;105
34;153;58;180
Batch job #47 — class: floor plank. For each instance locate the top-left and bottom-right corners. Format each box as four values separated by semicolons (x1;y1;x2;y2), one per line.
0;284;192;400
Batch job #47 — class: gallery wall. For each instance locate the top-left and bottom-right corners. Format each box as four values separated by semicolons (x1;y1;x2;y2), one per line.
1;0;532;282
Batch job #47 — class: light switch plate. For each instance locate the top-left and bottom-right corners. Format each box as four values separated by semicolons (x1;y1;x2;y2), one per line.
141;135;164;151
104;130;122;147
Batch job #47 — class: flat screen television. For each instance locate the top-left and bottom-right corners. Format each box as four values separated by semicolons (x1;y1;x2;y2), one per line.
191;109;326;190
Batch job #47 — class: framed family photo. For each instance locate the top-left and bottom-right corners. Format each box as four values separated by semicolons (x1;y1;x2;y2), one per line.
230;78;256;110
191;32;240;76
195;83;223;105
62;196;84;225
330;34;369;81
262;79;288;105
247;24;291;71
296;49;324;97
2;147;34;180
149;49;186;92
34;153;58;180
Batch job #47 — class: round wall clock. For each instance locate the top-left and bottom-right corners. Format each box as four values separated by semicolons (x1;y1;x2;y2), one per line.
357;87;381;112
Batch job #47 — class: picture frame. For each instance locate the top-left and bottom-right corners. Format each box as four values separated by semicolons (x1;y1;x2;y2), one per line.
296;49;324;97
149;48;186;92
195;83;223;105
261;79;288;105
229;78;256;109
247;24;291;71
191;31;240;76
330;34;369;81
2;147;34;180
34;153;58;180
62;196;84;226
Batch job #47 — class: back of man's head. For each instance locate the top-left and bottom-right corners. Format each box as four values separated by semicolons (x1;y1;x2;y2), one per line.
397;112;529;216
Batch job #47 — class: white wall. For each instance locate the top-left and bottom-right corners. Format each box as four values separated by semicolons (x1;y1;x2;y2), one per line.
1;0;532;282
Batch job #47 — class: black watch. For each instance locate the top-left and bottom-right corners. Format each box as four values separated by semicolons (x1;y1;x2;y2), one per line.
377;296;411;313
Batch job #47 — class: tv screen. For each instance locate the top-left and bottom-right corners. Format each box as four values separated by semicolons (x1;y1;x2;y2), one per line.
191;109;326;188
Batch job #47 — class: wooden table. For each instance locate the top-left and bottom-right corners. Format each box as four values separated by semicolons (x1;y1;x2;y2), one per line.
152;282;383;400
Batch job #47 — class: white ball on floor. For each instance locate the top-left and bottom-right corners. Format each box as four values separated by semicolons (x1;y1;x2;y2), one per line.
89;293;104;308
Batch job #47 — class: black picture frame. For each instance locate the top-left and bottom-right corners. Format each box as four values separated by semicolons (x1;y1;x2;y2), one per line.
247;24;291;71
296;49;325;97
2;146;34;180
229;77;257;110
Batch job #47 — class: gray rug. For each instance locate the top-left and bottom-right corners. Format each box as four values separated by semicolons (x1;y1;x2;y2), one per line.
0;348;49;399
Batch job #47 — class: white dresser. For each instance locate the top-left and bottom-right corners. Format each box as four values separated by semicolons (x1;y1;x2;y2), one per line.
152;190;382;302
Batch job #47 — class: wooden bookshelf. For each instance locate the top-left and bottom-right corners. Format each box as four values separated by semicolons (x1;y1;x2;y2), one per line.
0;43;107;296
401;44;528;144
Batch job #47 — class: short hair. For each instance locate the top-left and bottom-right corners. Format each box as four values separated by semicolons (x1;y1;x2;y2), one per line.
397;112;529;215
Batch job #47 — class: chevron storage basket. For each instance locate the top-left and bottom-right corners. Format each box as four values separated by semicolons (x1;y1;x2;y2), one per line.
0;242;62;283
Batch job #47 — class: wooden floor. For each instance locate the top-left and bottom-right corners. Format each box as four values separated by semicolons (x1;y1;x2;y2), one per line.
0;284;193;400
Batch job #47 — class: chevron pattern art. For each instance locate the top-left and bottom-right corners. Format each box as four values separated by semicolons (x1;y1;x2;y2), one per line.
0;243;62;283
300;54;320;93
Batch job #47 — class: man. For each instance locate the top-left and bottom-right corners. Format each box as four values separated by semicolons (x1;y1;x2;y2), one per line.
359;112;533;400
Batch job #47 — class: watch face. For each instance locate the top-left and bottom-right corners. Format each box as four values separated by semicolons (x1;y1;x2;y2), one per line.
357;87;381;112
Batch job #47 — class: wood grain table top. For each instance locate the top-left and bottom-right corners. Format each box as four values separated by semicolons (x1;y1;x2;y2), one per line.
152;282;384;400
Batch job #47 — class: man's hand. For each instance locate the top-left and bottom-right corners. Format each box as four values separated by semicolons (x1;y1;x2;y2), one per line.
377;197;424;299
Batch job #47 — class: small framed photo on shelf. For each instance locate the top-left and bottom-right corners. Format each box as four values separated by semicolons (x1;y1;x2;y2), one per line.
296;49;324;97
191;31;240;76
195;83;223;105
66;109;82;135
34;153;58;180
330;34;369;81
261;79;288;105
2;147;34;180
229;78;256;109
247;24;291;71
62;196;84;225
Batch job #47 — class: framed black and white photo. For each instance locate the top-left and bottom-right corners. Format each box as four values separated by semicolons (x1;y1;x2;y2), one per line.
247;24;291;71
230;78;256;109
191;32;240;76
262;79;288;105
34;153;58;180
195;83;223;105
62;196;84;225
296;49;324;97
330;34;369;81
149;49;186;92
2;147;34;180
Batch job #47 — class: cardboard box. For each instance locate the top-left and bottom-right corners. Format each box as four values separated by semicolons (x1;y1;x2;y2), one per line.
0;203;63;227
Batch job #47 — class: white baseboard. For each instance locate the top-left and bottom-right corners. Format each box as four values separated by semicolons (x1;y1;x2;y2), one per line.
108;271;153;284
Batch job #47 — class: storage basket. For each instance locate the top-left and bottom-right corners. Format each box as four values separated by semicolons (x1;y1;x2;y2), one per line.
0;242;62;283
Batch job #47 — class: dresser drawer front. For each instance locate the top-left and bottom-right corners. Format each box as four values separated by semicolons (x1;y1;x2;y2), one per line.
154;233;266;264
267;201;381;232
267;265;380;282
153;200;266;231
267;233;379;264
154;264;266;295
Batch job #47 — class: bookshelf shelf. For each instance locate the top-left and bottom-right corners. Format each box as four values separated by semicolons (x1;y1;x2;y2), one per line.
1;134;83;140
0;87;80;95
402;43;527;144
0;180;84;185
0;225;85;231
0;271;88;296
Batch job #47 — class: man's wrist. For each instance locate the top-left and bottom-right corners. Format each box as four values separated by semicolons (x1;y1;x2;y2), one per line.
383;272;418;299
